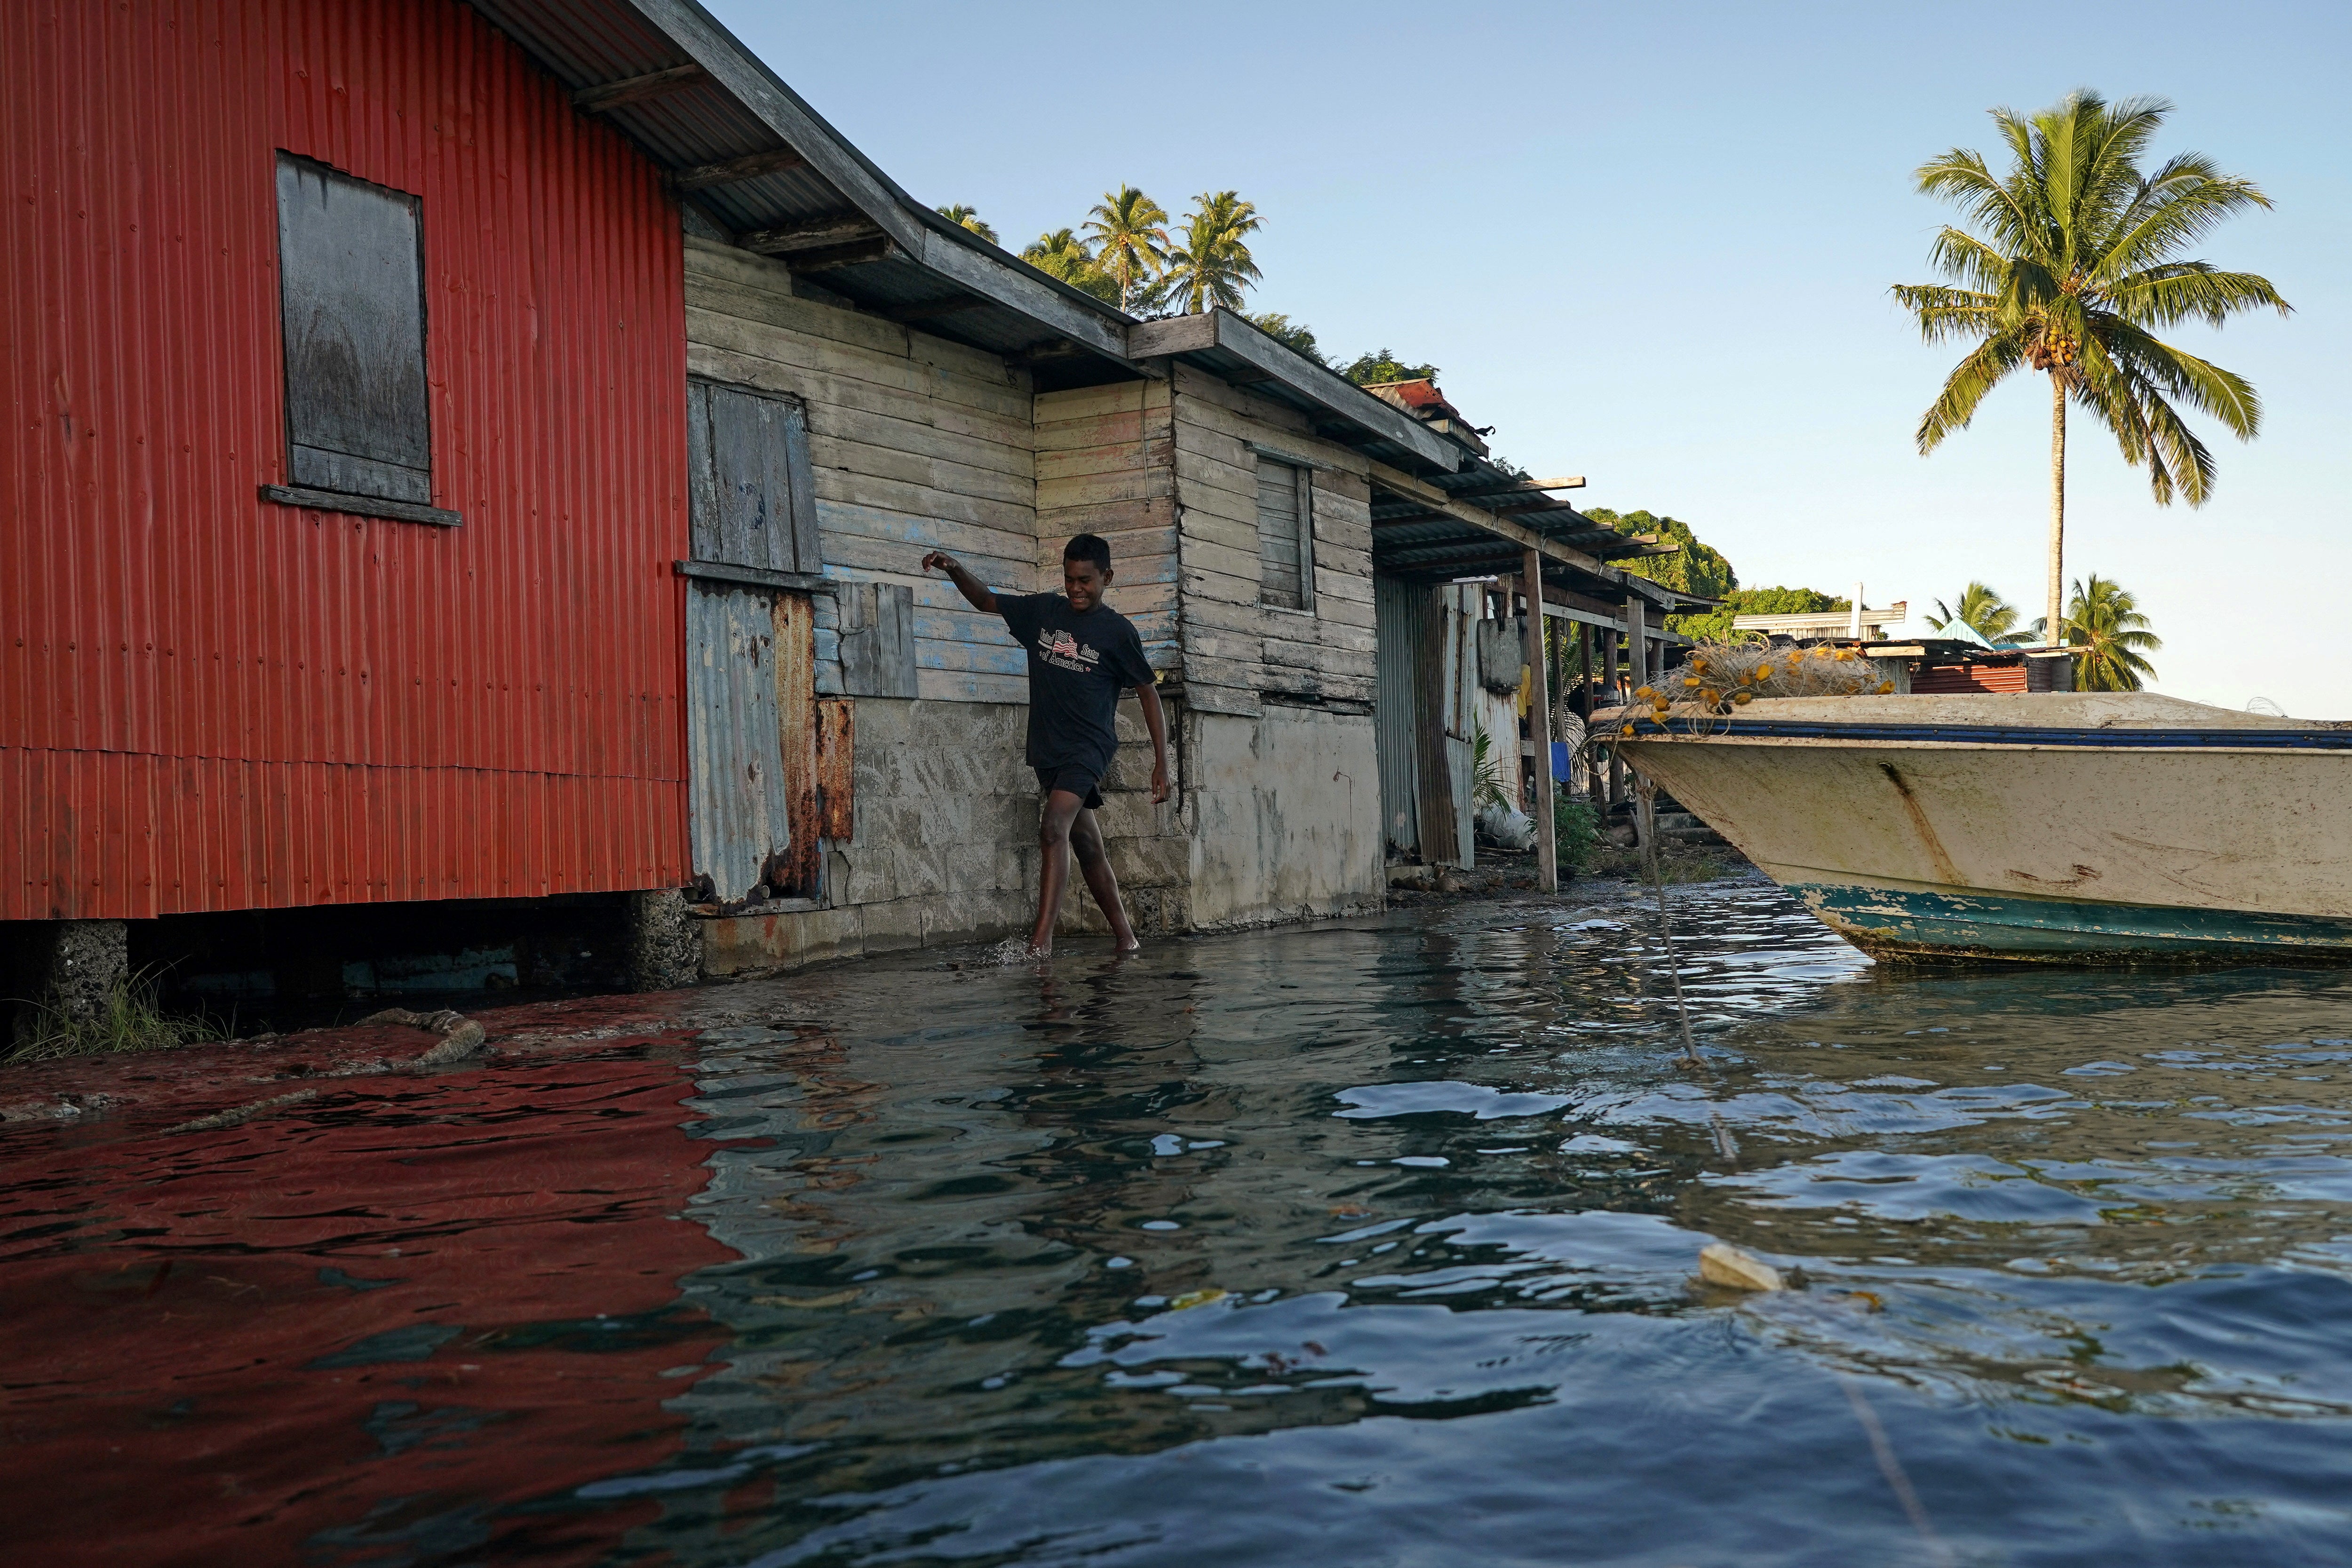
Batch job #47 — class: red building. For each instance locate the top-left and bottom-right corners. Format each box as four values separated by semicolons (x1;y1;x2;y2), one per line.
4;0;693;930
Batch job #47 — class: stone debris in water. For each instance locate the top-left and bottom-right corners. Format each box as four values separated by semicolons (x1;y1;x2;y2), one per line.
163;1089;320;1136
1699;1242;1784;1292
356;1007;486;1063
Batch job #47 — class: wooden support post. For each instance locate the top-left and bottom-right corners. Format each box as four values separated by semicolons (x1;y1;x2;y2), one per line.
1602;614;1623;807
1522;550;1557;893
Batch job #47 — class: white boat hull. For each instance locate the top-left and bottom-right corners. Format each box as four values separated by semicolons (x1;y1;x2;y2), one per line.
1609;694;2352;962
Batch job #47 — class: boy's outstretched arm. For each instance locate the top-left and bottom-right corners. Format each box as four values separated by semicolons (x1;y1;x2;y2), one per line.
1136;680;1170;804
922;550;995;613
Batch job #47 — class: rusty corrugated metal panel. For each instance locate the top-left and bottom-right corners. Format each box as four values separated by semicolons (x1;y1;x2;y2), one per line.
2;0;691;920
773;591;819;897
815;699;854;842
685;582;787;901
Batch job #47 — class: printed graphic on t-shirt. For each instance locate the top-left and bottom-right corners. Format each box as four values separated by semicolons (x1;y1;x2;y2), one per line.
1037;628;1102;673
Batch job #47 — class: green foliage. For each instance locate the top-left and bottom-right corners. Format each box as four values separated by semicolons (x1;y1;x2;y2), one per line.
5;970;228;1065
1082;186;1171;312
1670;586;1849;643
1926;581;2027;643
1895;91;2286;507
2062;573;2162;689
1247;312;1326;364
936;204;998;245
1582;508;1736;603
1341;350;1440;386
1022;228;1120;304
1153;191;1263;314
1469;722;1512;811
1553;787;1601;874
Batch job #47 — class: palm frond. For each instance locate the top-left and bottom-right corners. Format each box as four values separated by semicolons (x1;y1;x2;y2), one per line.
2100;316;2263;438
1915;146;2035;251
1889;283;2001;343
1921;227;2016;293
2104;262;2289;328
2098;159;2273;278
1914;331;2026;451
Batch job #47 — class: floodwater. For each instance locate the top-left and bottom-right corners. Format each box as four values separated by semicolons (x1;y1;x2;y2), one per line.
9;878;2352;1565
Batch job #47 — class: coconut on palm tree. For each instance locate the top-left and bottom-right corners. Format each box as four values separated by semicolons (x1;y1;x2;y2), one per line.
1894;90;2288;642
1158;191;1263;315
1925;581;2026;644
1082;186;1171;312
2062;574;2161;691
936;204;998;245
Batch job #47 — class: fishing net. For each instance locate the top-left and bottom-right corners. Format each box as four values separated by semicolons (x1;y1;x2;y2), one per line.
1606;641;1896;738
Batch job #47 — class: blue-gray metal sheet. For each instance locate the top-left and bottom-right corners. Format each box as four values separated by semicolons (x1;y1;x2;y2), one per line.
1374;573;1424;858
686;581;790;899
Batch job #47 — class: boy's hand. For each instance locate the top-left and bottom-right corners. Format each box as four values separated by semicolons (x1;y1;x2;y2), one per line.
1150;762;1170;804
921;550;960;575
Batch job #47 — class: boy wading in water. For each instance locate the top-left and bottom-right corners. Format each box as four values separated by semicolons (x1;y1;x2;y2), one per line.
923;534;1169;955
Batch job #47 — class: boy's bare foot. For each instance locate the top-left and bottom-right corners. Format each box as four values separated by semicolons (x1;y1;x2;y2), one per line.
1114;936;1142;954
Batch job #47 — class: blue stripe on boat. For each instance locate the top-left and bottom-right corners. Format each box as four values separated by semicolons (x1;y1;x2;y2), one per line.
1788;882;2352;959
1627;717;2352;750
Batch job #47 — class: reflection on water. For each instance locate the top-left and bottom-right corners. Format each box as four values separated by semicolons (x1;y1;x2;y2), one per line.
9;877;2352;1564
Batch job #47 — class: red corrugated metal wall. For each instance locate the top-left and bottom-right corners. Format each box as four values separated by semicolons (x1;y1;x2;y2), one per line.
1912;662;2029;695
3;0;691;921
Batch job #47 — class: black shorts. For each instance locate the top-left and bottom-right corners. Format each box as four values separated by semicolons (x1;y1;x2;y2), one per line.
1034;764;1104;810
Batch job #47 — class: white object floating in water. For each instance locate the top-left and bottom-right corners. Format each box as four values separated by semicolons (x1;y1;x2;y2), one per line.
1698;1242;1784;1292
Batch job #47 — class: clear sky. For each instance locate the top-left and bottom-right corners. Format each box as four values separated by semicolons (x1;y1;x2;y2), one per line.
708;0;2349;715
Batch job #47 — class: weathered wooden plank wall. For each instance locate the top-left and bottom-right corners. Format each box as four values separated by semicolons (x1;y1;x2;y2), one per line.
1033;379;1179;670
1167;365;1378;716
683;235;1037;704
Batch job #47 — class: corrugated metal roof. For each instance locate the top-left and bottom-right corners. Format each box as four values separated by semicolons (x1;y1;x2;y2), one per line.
459;2;1488;459
460;0;1139;366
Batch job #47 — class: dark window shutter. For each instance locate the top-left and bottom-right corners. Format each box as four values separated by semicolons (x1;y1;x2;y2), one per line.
274;155;431;503
689;380;820;573
1257;456;1309;610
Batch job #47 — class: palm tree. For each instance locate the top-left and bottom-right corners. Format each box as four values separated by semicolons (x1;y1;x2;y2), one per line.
2061;574;2161;690
1925;581;2024;644
1081;186;1171;312
1893;90;2288;642
1157;191;1263;315
936;204;998;245
1022;228;1118;304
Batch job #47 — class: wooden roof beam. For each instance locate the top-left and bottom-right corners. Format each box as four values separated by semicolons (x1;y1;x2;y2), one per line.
883;295;990;323
669;145;808;192
572;64;709;113
784;239;898;272
740;213;887;255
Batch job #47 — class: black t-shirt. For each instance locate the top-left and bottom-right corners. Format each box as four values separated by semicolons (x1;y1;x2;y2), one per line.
996;592;1153;776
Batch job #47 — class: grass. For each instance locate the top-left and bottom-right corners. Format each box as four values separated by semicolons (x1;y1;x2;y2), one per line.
1553;788;1602;874
1588;843;1741;885
4;970;230;1066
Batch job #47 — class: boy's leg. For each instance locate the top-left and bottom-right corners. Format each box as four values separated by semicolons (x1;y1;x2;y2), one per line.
1031;788;1087;955
1069;806;1138;951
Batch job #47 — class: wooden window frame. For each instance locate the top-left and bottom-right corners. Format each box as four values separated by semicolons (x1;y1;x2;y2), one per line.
1253;451;1316;615
262;153;457;526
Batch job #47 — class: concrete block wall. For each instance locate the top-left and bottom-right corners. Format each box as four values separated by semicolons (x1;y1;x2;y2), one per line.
1185;705;1384;929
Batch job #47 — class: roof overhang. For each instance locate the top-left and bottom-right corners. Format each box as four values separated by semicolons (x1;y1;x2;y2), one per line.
461;0;1139;376
1366;455;1708;615
1128;311;1458;472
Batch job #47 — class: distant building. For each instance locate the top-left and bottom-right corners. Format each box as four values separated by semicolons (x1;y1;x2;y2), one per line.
1733;600;1909;642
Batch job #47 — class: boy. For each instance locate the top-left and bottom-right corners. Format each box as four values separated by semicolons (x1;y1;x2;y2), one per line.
922;534;1169;955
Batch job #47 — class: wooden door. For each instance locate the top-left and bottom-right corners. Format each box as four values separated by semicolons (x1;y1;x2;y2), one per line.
682;379;820;899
